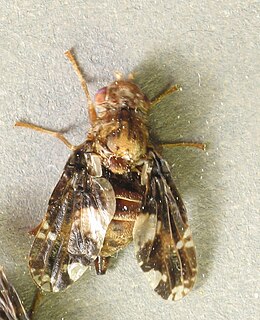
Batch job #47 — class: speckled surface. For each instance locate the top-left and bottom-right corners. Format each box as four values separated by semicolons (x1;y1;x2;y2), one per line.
0;1;259;319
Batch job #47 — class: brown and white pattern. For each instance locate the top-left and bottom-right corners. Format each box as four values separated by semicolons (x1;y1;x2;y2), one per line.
0;267;29;320
29;147;116;292
19;56;201;300
133;151;197;300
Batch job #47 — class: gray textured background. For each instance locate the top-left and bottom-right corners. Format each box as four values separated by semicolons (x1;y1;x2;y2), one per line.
0;1;259;319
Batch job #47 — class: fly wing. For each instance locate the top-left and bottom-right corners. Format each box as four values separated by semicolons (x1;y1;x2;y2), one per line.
29;149;116;292
133;151;197;300
0;267;29;320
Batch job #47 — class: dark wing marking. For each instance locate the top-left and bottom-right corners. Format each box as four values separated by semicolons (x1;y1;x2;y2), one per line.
133;151;197;300
29;149;116;292
0;267;29;320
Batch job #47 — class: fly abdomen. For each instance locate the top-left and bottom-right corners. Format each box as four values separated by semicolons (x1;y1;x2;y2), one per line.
99;182;143;257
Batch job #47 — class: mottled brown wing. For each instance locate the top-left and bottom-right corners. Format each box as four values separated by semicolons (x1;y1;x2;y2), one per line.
29;149;116;292
0;267;29;320
133;151;197;300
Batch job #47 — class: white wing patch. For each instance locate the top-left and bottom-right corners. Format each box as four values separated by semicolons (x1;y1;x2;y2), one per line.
67;263;89;282
146;269;164;289
133;151;198;301
29;150;117;292
133;213;157;248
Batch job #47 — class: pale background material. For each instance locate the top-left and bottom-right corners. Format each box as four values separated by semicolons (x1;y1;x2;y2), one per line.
0;1;259;319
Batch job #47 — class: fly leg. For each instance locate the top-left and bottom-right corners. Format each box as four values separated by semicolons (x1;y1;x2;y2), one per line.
150;84;182;107
159;142;206;151
28;288;44;320
15;122;80;151
150;85;206;150
15;51;96;148
65;50;97;124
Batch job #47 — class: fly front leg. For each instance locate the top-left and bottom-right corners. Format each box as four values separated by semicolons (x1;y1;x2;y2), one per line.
15;122;80;151
65;50;97;124
16;51;96;148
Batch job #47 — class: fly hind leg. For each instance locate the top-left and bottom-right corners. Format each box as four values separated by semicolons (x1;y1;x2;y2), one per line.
159;142;206;151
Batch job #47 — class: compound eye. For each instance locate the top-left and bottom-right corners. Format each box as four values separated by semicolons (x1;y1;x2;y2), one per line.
95;87;107;104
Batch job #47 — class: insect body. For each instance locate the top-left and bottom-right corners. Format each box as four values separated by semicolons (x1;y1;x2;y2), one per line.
16;51;204;300
0;267;29;320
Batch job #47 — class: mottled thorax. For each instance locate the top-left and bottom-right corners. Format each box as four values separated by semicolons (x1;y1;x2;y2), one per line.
92;80;150;173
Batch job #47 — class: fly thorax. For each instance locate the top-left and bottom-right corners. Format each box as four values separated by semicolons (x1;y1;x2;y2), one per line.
106;120;146;162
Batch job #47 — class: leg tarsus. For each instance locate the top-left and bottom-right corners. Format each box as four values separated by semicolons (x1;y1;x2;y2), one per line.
15;121;79;151
94;256;110;275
